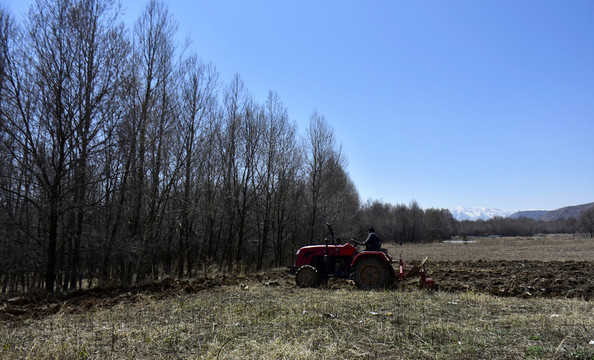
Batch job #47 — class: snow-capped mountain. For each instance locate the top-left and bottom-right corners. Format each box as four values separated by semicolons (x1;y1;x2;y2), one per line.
449;206;517;221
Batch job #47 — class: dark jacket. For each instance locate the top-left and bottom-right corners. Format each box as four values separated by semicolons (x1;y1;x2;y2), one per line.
363;232;381;251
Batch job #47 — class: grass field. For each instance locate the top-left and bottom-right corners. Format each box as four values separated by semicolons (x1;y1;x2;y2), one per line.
1;235;593;359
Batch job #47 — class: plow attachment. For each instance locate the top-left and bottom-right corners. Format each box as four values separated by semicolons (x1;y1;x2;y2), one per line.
397;256;436;289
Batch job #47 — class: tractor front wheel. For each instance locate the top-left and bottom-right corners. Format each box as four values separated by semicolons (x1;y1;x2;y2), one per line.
353;257;389;290
295;265;320;288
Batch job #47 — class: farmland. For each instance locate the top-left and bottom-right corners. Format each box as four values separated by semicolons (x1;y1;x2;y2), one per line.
1;235;593;359
388;234;594;301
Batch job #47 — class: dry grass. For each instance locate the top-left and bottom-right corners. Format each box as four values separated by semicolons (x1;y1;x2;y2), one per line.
388;234;594;262
1;282;593;359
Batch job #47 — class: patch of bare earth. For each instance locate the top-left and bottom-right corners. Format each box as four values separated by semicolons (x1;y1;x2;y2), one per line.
389;234;594;300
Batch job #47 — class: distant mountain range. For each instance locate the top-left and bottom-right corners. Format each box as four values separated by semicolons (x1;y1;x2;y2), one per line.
449;206;517;221
510;202;594;221
450;202;594;221
507;210;549;221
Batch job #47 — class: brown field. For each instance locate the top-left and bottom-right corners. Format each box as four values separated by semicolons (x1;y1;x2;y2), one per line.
387;234;594;301
1;234;593;359
391;234;594;262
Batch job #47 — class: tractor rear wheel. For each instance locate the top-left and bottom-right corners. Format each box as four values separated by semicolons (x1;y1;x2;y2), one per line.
353;257;388;290
295;265;320;287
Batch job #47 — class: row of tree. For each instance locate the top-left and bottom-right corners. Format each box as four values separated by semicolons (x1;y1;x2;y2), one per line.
357;200;456;244
0;0;360;294
358;200;594;241
456;216;582;237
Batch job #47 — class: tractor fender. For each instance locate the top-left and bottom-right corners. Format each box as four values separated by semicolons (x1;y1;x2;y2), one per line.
351;251;392;268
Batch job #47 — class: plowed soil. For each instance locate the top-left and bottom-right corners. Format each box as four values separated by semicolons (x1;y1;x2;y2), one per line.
422;260;594;299
1;235;593;321
390;234;594;300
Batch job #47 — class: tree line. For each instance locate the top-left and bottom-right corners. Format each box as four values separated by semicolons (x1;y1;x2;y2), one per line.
358;200;594;241
0;0;361;293
1;0;592;295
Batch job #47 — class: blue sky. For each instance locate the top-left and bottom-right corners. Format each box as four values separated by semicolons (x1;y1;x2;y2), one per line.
5;0;594;211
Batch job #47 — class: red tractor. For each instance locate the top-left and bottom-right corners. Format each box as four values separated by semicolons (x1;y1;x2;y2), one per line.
290;224;436;290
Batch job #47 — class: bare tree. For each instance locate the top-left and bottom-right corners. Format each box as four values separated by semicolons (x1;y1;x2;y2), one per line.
121;0;180;283
0;7;20;293
255;91;289;269
64;0;129;290
270;113;303;267
304;111;352;243
175;55;218;276
424;208;456;241
0;0;129;292
197;109;224;265
0;7;9;105
579;207;594;238
218;74;260;269
359;200;398;241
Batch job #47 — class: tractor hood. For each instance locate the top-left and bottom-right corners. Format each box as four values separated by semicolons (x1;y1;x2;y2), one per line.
294;243;357;268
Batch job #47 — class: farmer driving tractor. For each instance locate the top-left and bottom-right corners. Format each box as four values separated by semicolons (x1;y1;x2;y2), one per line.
363;227;382;251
